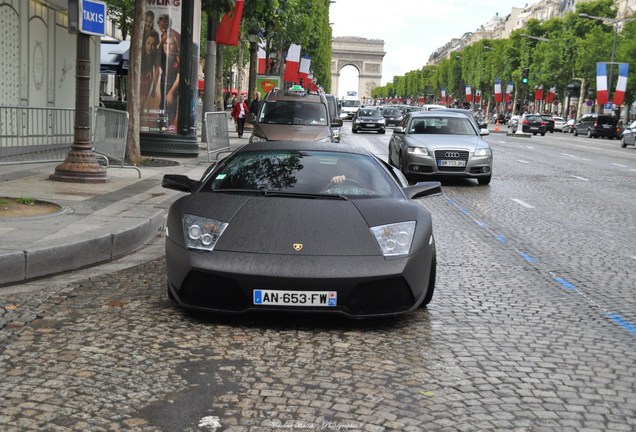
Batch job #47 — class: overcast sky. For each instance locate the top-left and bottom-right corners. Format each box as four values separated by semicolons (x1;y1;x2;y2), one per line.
329;0;533;97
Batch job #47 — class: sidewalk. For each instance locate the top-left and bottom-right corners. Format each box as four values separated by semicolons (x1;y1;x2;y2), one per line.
0;133;247;288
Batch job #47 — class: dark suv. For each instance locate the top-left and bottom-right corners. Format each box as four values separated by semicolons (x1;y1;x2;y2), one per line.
574;114;620;139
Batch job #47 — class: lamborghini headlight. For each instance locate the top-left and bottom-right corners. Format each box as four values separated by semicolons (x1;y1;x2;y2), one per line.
371;221;416;257
182;214;228;251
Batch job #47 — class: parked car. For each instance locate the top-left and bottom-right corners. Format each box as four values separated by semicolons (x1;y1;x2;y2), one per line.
507;115;520;128
562;118;576;133
541;115;555;133
388;111;493;185
250;86;335;144
553;116;566;132
511;114;546;135
381;107;403;126
574;114;621;139
352;107;386;134
325;93;343;142
161;141;441;318
621;120;636;148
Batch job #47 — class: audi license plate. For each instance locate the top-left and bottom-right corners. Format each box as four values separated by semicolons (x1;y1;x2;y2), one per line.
438;159;466;167
253;290;337;307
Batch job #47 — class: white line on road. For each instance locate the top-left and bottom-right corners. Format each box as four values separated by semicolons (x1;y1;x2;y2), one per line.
517;159;530;164
612;163;628;168
570;175;589;181
562;153;578;158
511;198;535;209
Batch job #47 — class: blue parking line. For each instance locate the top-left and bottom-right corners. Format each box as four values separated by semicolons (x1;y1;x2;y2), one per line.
476;220;486;228
519;252;537;263
607;314;636;335
495;234;507;243
447;198;456;205
459;207;470;215
553;277;577;291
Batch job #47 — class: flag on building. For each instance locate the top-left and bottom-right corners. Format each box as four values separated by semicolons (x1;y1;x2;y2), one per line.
475;89;481;104
545;86;556;104
465;85;472;103
215;0;245;46
505;82;513;103
612;63;629;106
298;55;311;84
534;85;543;101
494;78;502;103
596;62;608;105
283;44;301;83
257;43;267;75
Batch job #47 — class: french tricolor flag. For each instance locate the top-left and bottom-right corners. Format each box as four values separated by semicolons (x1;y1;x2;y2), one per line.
465;85;472;103
505;82;513;103
596;63;608;105
494;78;502;103
612;63;629;106
441;87;447;105
257;44;266;75
298;55;311;84
283;44;301;83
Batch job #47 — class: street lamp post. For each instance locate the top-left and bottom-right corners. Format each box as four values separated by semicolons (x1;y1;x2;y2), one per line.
247;30;259;107
579;13;636;115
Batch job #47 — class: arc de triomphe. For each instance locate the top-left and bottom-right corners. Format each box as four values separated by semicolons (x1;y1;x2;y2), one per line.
331;36;385;101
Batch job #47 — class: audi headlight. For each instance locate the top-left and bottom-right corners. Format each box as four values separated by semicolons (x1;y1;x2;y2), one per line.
249;134;267;143
474;147;492;157
408;146;429;156
371;221;416;257
182;214;228;251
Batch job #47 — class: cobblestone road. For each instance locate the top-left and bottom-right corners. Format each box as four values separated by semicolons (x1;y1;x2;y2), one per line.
1;131;635;431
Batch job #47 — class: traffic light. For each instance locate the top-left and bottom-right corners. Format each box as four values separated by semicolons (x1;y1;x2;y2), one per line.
522;68;530;84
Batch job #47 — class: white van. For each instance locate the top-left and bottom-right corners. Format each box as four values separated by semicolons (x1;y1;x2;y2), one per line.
340;92;361;120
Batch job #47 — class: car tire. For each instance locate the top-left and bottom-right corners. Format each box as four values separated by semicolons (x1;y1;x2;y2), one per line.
541;132;545;136
399;153;413;184
533;133;537;136
352;128;358;133
420;250;436;307
167;283;175;301
478;175;491;185
587;129;593;138
379;129;385;134
622;137;628;148
574;129;578;136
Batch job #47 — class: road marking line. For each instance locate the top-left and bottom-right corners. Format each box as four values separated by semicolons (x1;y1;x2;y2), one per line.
520;252;537;263
570;175;589;181
495;234;507;243
511;198;534;208
517;159;530;164
562;153;578;158
607;313;636;334
612;163;628;168
554;277;577;291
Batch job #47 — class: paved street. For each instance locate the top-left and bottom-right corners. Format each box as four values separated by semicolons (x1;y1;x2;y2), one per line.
1;125;636;431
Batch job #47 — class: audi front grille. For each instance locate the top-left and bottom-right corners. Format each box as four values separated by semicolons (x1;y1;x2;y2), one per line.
434;150;469;172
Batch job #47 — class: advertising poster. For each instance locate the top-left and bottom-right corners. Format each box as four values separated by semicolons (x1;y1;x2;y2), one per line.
140;0;183;134
256;75;281;96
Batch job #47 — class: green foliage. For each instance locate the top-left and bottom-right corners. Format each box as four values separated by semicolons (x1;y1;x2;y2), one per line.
18;197;35;206
371;0;635;113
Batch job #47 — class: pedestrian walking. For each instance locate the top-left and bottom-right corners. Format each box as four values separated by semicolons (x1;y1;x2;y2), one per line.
249;92;261;122
231;95;249;138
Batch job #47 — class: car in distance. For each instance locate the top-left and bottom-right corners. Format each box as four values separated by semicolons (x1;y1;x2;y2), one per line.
574;113;620;139
552;116;566;132
381;107;403;126
388;111;493;185
441;108;490;135
511;114;546;135
352;107;386;134
621;120;636;148
325;93;343;142
562;118;576;133
162;141;441;318
541;115;555;133
249;86;334;144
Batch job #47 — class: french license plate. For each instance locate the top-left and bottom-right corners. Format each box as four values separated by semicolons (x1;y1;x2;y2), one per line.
253;290;337;307
529;126;538;130
364;123;376;127
438;159;466;167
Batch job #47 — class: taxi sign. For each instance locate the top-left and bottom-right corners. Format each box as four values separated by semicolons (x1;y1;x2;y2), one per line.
79;0;106;36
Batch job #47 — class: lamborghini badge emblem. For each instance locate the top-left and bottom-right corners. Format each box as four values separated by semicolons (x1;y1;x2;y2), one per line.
293;243;303;251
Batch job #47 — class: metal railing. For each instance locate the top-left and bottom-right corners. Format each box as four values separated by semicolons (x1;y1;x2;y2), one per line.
204;111;231;162
0;106;74;164
0;106;139;177
92;107;140;177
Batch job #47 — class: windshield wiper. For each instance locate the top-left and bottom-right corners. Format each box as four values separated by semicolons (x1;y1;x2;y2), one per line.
263;190;348;200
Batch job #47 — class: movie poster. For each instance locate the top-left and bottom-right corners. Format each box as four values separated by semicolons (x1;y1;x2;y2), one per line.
140;1;183;134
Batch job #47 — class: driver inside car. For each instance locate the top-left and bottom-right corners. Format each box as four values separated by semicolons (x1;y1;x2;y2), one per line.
324;158;376;196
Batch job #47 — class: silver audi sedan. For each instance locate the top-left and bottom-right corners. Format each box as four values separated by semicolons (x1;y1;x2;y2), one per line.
388;111;493;185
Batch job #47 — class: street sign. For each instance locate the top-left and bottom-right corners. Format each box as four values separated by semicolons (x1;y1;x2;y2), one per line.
79;0;106;36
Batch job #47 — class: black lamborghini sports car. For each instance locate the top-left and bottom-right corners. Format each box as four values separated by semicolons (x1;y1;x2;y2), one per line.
162;141;441;318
